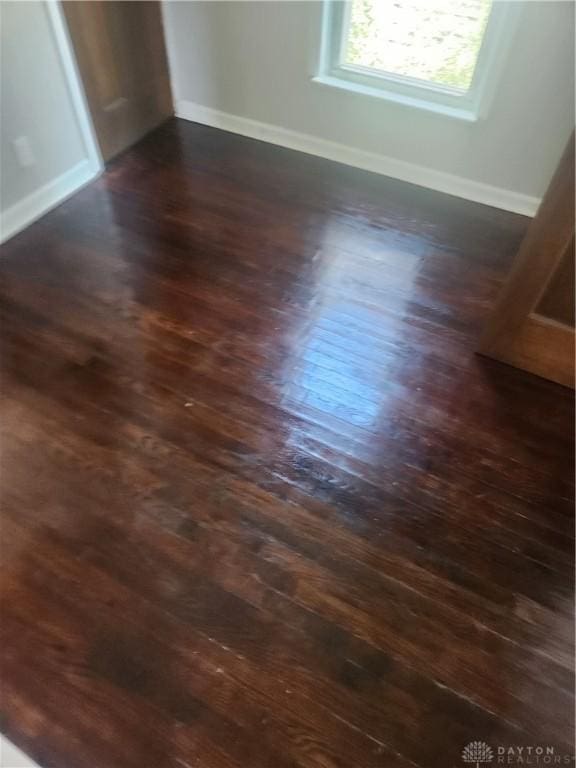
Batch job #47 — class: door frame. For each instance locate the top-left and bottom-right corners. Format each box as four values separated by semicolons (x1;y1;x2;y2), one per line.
478;135;575;388
46;0;103;175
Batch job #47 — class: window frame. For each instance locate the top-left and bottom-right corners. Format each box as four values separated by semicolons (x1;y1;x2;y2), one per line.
314;0;521;121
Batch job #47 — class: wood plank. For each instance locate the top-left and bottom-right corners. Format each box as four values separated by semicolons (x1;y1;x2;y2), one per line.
0;119;573;768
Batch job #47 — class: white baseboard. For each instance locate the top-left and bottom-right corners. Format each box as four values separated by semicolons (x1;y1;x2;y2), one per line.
0;157;100;245
176;99;540;217
0;735;41;767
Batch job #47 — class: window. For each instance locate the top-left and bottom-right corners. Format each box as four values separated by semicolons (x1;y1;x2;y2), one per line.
316;0;519;120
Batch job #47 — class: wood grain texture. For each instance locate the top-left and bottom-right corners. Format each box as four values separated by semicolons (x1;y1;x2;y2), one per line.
537;239;575;327
479;134;575;387
0;119;574;768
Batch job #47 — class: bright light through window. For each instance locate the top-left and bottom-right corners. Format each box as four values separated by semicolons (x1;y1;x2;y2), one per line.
343;0;493;93
317;0;519;119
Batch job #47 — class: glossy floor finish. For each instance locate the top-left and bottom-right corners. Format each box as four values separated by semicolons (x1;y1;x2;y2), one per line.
0;119;574;768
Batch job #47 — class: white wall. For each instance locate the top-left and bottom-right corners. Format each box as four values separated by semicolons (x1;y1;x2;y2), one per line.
163;0;574;214
0;1;101;242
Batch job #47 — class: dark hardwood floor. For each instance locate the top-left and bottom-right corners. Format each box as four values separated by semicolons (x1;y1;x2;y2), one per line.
0;118;573;768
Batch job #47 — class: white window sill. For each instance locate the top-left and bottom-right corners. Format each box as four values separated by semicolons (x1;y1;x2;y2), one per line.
312;75;479;123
